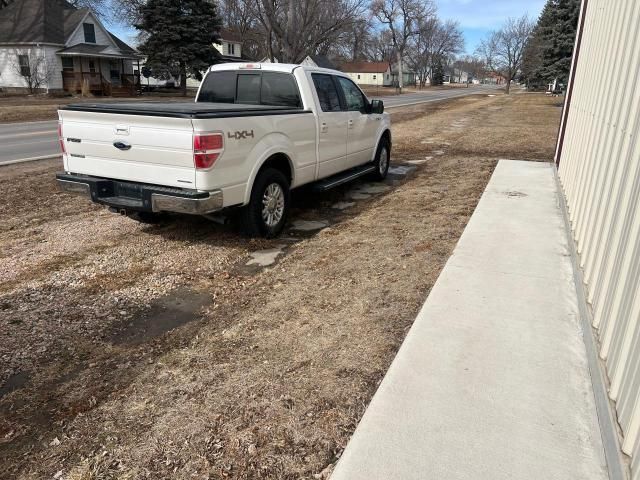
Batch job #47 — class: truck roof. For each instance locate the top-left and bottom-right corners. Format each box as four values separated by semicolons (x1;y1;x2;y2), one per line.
208;62;342;76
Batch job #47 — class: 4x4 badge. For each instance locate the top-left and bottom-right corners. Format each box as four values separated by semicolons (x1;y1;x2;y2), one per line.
227;130;254;140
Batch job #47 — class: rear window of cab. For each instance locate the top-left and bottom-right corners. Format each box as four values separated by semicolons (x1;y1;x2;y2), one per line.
197;71;302;108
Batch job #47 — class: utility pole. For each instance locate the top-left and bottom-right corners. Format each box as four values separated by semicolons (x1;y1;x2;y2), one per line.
397;50;403;93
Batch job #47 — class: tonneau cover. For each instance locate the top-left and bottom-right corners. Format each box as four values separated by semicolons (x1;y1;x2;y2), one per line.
61;102;310;119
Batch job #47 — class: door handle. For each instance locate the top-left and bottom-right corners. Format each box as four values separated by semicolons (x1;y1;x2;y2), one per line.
321;122;328;133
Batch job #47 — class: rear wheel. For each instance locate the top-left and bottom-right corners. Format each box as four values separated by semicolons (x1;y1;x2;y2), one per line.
238;168;290;238
370;138;391;181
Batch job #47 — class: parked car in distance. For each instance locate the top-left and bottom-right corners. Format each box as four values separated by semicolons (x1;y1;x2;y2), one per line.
56;63;392;237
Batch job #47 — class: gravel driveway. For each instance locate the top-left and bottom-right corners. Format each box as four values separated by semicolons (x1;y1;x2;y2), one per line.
0;93;561;479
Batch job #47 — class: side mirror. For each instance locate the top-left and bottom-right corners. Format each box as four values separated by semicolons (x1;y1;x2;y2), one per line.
370;99;384;114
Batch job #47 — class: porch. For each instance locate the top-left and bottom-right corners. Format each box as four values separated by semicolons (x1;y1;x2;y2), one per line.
58;50;141;97
61;71;139;97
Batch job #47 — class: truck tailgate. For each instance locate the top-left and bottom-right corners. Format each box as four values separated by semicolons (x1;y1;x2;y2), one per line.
60;110;196;189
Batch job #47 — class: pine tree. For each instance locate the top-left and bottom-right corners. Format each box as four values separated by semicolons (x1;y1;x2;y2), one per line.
431;58;444;86
522;0;554;89
543;0;580;84
522;0;580;89
135;0;222;96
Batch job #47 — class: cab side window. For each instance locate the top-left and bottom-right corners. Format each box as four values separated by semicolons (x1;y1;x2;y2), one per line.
336;77;367;113
312;73;342;112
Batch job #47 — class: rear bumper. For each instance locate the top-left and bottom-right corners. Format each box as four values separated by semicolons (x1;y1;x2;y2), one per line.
56;173;223;215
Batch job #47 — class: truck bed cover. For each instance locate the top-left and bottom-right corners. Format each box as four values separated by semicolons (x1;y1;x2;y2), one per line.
60;102;311;119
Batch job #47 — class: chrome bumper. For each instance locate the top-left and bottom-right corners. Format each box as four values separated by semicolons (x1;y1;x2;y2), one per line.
150;191;223;215
56;174;223;215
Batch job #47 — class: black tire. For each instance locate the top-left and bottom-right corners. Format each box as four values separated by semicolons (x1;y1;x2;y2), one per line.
127;211;164;224
238;168;290;238
370;137;391;181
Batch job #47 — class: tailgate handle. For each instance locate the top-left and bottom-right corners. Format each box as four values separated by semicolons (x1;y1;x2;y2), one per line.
113;140;132;151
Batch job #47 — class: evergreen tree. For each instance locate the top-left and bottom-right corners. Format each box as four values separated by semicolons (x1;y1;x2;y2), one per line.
523;0;580;89
136;0;222;95
431;58;444;86
522;0;554;89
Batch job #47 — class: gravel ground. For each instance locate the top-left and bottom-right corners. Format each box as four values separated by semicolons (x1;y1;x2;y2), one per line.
0;93;561;479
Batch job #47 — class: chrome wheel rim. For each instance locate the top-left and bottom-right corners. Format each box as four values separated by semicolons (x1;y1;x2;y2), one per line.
379;146;389;174
262;183;285;227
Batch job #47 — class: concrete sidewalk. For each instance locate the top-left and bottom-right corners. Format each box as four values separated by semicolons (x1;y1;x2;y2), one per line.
332;160;609;480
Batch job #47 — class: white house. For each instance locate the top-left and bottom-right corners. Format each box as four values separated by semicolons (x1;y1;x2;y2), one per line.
214;28;243;59
390;61;416;87
340;62;392;87
0;0;141;95
185;28;245;88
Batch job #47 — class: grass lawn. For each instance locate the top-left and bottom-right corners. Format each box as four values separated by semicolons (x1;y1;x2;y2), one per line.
0;93;561;479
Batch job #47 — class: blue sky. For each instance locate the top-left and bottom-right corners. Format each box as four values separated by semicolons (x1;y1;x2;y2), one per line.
107;0;546;56
435;0;546;53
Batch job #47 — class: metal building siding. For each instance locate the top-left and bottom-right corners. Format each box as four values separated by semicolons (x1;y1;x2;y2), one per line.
557;0;640;475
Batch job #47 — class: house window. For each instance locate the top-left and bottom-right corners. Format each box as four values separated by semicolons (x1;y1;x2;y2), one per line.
17;54;30;76
61;57;74;72
83;23;96;43
228;43;235;55
88;60;96;73
357;74;360;80
373;75;377;80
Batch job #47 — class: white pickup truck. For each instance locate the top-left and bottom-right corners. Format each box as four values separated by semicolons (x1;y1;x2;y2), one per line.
56;63;392;237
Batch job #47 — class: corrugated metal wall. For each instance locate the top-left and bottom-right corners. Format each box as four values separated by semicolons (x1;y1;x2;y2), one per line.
557;0;640;478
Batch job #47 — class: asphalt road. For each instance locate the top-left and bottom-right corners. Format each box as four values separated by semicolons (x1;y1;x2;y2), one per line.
0;86;500;166
380;85;500;108
0;120;59;165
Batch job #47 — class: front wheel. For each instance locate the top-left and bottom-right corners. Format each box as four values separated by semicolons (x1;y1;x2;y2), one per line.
238;168;290;238
370;138;391;181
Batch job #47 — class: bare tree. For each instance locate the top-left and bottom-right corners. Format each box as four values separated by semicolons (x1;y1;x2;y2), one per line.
371;0;435;92
407;17;463;88
364;29;395;62
476;15;534;94
11;49;55;94
255;0;368;63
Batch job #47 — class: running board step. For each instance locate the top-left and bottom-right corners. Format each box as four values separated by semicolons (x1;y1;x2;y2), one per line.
312;164;376;192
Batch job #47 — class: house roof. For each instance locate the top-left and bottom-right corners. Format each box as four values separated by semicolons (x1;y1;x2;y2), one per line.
0;0;137;56
340;61;390;74
219;28;242;43
57;43;108;55
309;54;336;70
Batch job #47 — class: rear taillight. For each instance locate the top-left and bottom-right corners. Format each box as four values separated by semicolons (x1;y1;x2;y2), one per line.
193;132;223;169
58;122;66;155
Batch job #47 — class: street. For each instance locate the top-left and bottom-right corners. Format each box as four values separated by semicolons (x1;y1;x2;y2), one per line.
0;85;498;166
0;120;58;165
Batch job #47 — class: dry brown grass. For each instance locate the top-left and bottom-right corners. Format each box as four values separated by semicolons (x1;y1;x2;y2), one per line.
0;92;561;479
0;93;196;123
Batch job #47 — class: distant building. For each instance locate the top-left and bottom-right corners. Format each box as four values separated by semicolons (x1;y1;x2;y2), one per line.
444;68;470;84
186;28;245;88
340;61;392;87
214;28;243;59
0;0;140;95
390;61;416;87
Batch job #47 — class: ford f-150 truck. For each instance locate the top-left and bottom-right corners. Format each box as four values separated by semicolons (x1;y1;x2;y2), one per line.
56;63;391;237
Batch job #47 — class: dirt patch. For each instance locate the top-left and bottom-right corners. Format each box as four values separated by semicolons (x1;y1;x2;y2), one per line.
111;288;212;345
0;93;561;479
